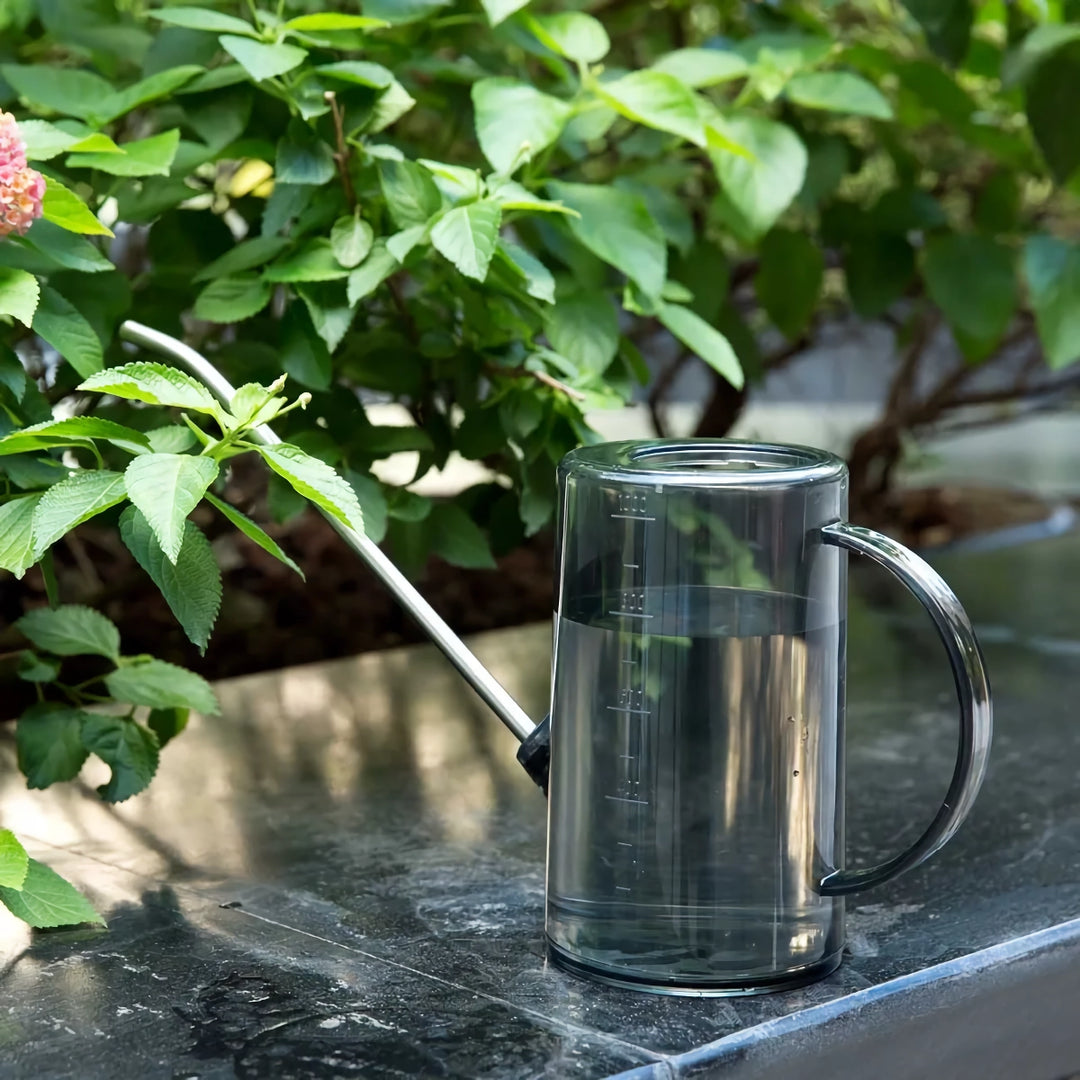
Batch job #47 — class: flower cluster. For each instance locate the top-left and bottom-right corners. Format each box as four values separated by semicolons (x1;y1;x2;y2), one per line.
0;111;45;239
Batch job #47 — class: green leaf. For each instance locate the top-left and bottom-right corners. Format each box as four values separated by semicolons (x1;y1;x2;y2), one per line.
284;12;387;31
119;506;222;653
31;470;127;559
499;241;555;303
379;160;442;229
106;659;219;715
903;0;972;67
785;71;893;119
193;275;273;323
0;858;103;928
264;239;348;283
258;443;364;534
78;363;222;415
314;60;394;87
471;78;572;175
657;302;744;389
81;715;159;803
345;470;388;542
17;651;60;683
1003;24;1080;88
597;71;707;146
149;6;257;35
480;0;529;25
1023;236;1080;370
276;118;336;186
347;243;398;304
489;178;574;215
281;303;332;390
41;179;113;237
146;426;197;454
923;234;1017;344
0;417;150;457
755;229;824;339
19;120;81;162
0;495;43;579
330;214;375;269
711;116;807;239
23;220;112;274
844;233;915;318
94;67;202;125
0;65;113;122
66;130;180;178
543;292;618;373
386;225;427;263
0;268;38;328
974;172;1021;236
16;704;90;789
651;48;749;88
0;830;28;890
219;35;307;81
204;492;303;578
547;181;667;298
1026;42;1080;184
147;707;189;749
123;453;218;564
32;287;103;377
428;503;496;569
527;12;609;64
430;201;501;282
17;604;120;659
297;284;354;352
362;0;450;22
193;236;289;282
367;78;416;132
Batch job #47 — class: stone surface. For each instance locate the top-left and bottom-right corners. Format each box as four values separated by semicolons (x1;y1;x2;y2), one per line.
2;529;1080;1077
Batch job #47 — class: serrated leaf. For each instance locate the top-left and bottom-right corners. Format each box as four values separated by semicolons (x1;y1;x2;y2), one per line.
297;284;354;352
193;236;289;283
19;120;81;162
471;78;572;175
219;35;307;81
24;220;112;274
786;71;893;119
547;181;666;297
258;443;364;534
17;650;60;683
119;506;221;654
386;225;427;263
147;707;188;749
78;363;222;415
0;858;104;928
31;470;127;559
314;60;394;87
544;291;618;372
427;503;496;569
651;48;749;87
0;269;39;327
379;160;442;229
16;703;91;788
1023;236;1080;370
368;78;415;133
193;275;273;323
0;495;43;579
0;831;28;890
205;492;303;578
0;419;147;458
32;287;103;378
489;179;574;215
0;65;113;122
123;453;218;564
81;715;159;803
499;241;555;303
923;234;1017;344
40;178;113;237
66;130;181;178
94;68;202;125
657;302;744;389
347;243;398;304
106;659;219;715
149;6;257;35
597;71;707;147
276;118;336;186
264;239;348;283
16;604;120;660
430;201;501;282
281;303;331;390
330;214;375;269
146;426;197;454
527;12;609;64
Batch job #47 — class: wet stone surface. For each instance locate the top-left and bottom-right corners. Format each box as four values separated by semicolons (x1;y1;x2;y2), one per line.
2;532;1080;1077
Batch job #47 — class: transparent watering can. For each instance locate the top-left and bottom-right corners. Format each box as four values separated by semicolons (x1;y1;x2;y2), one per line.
123;322;992;996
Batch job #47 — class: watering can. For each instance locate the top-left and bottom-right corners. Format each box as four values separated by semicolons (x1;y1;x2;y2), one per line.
120;321;992;996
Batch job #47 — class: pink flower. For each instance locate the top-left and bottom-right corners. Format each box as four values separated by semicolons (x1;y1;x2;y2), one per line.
0;111;45;238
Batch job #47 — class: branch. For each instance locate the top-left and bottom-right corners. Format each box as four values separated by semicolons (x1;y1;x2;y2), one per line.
647;348;690;437
884;309;938;419
488;364;587;401
324;91;356;211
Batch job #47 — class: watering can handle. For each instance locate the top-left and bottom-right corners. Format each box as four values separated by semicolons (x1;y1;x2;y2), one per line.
818;521;993;895
118;321;544;758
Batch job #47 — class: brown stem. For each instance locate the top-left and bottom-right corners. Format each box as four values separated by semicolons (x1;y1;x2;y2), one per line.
324;91;356;211
885;310;938;417
386;274;418;344
488;364;586;401
648;348;690;437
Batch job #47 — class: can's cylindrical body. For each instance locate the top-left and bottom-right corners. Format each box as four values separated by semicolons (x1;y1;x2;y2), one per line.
547;440;849;994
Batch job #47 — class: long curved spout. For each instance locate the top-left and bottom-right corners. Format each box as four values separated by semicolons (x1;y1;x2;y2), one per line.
118;320;539;745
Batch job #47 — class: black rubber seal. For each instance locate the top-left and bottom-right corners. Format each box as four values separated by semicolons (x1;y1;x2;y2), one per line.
516;714;550;794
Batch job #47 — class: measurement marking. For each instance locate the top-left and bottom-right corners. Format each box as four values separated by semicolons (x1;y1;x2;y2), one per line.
622;562;640;569
619;754;636;759
615;886;632;893
620;658;636;665
610;513;657;521
608;610;653;620
606;705;650;715
617;842;634;847
604;795;649;805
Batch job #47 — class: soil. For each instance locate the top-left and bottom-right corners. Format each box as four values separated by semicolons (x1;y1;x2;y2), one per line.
0;481;1059;715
